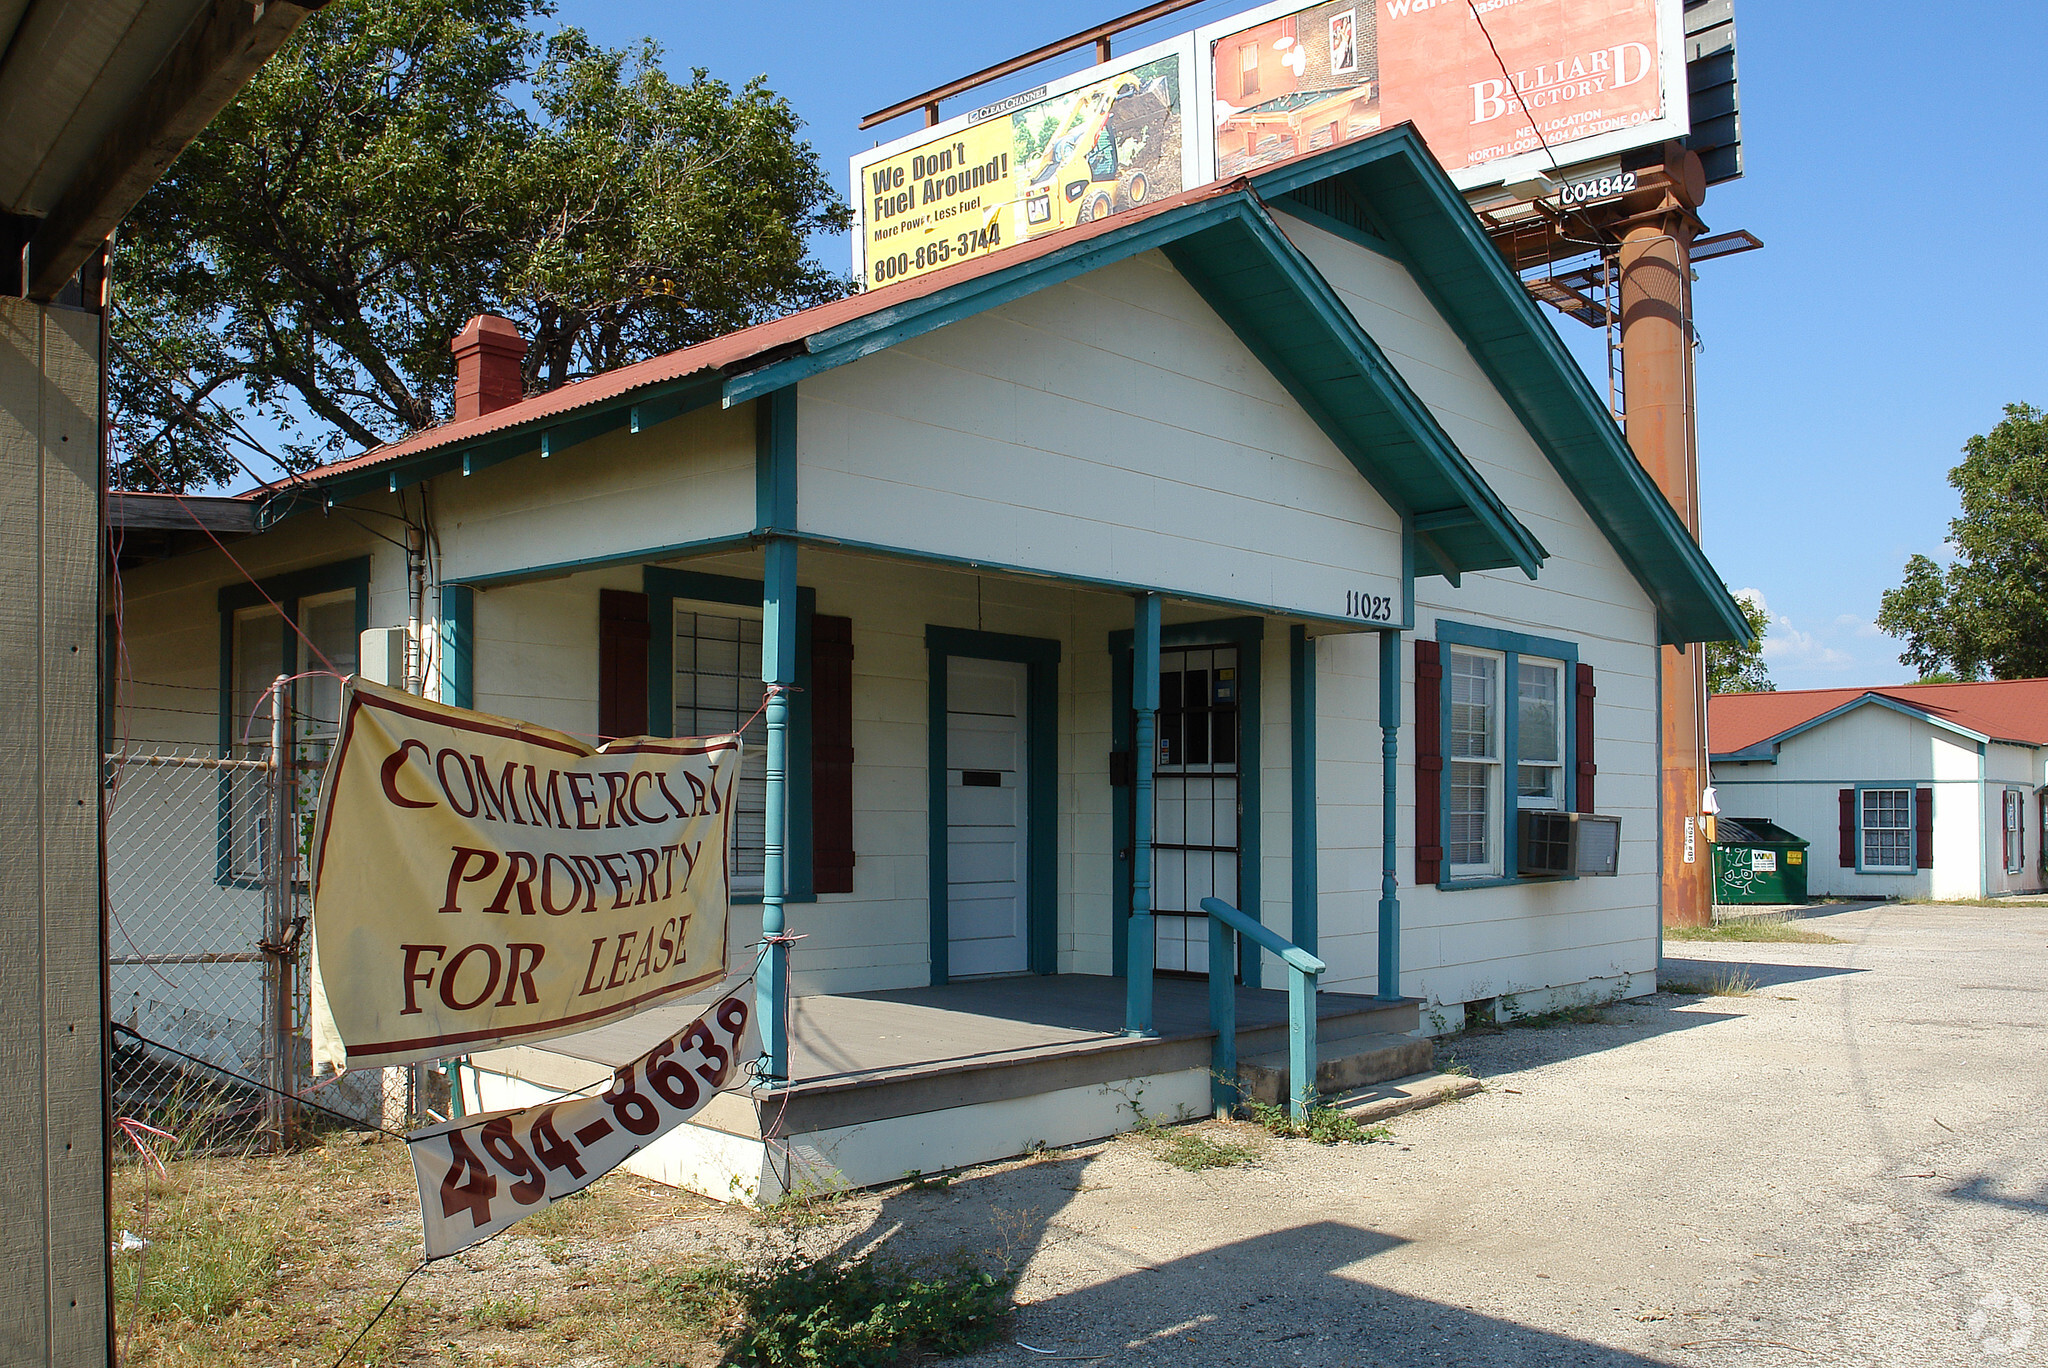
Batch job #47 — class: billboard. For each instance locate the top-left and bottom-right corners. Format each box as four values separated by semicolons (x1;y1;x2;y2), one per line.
850;0;1689;285
853;35;1197;286
1200;0;1685;189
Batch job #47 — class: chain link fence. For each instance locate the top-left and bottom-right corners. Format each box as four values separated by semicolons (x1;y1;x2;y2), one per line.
105;683;385;1152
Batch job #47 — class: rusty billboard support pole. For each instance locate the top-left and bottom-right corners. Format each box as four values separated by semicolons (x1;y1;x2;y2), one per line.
1616;145;1711;928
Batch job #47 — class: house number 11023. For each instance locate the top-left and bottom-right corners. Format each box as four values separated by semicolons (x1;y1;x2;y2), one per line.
1346;591;1394;622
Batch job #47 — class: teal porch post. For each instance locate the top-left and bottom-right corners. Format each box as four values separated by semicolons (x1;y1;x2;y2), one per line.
1377;629;1402;1000
1290;626;1317;955
1125;592;1161;1036
757;536;799;1080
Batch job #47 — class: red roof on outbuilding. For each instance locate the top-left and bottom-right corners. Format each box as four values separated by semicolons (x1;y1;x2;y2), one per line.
1711;679;2048;754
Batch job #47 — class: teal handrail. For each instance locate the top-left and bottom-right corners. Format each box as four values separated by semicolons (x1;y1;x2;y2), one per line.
1201;896;1325;1122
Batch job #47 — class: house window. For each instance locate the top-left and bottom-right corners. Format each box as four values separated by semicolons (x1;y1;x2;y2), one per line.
220;562;366;881
1431;623;1579;887
1447;649;1501;876
1860;787;1915;873
672;605;767;894
2005;789;2025;875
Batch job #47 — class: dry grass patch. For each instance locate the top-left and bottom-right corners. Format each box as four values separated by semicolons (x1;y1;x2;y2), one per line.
1674;913;1843;944
1658;966;1761;997
111;1132;731;1367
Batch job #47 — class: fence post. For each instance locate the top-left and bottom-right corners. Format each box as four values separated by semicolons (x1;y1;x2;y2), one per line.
264;675;291;1150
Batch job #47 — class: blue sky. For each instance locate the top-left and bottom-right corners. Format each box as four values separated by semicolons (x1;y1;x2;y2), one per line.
565;0;2041;692
240;2;2047;692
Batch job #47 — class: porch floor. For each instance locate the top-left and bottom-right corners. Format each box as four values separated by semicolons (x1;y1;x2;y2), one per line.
477;975;1422;1137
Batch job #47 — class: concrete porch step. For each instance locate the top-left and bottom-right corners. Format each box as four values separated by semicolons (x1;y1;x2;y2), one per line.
1236;1030;1433;1105
1329;1070;1482;1124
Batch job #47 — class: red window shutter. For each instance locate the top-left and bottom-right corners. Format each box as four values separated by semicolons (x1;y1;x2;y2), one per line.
1915;787;1935;870
811;614;856;894
1415;639;1443;884
1839;788;1855;868
597;589;649;742
1575;663;1597;813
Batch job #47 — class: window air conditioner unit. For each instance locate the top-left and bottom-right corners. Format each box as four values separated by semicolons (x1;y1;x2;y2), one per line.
1517;810;1622;878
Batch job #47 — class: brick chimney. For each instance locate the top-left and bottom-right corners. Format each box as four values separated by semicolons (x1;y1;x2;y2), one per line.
451;314;525;421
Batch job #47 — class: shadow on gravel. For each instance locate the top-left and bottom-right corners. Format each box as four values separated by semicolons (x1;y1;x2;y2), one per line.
1946;1174;2048;1215
1658;955;1867;991
848;1163;1684;1366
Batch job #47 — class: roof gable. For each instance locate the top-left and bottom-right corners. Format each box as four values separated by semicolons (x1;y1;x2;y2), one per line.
1711;678;2048;758
247;126;1740;641
1247;128;1750;647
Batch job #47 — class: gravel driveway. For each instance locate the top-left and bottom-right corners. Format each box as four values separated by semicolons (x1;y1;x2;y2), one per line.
810;901;2048;1367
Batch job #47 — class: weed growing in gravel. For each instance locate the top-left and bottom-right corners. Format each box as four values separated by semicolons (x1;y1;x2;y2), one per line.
1245;1100;1391;1144
750;1178;850;1230
1437;1054;1475;1078
1670;914;1842;944
1659;966;1759;997
1150;1128;1264;1171
902;1169;956;1192
697;1249;1014;1366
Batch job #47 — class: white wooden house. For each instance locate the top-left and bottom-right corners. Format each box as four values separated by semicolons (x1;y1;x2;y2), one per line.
1710;681;2048;902
112;129;1747;1199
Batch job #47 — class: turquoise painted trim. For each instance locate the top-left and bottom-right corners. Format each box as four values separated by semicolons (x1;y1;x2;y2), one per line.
1161;199;1545;579
754;388;797;533
1200;896;1323;1121
783;529;1404;633
923;626;1062;984
738;197;1254;398
1289;626;1317;956
643;564;817;901
446;535;754;590
1250;127;1751;647
439;583;474;709
726;188;1541;581
1432;619;1578;890
1376;627;1402;1001
1851;780;1922;875
259;373;725;521
1127;594;1162;1036
1109;616;1264;989
756;540;799;1081
216;556;371;884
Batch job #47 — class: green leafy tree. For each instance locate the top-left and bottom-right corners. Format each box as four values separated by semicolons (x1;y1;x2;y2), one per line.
110;0;848;490
1707;592;1773;694
1876;403;2048;681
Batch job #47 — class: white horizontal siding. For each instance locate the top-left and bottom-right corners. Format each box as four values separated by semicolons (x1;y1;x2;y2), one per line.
796;250;1403;621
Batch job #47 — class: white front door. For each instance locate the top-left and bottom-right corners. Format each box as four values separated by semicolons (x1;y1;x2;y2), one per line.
947;657;1030;977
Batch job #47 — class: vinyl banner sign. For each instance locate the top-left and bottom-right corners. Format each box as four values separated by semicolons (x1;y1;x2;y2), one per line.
308;679;740;1070
853;36;1195;286
408;992;752;1259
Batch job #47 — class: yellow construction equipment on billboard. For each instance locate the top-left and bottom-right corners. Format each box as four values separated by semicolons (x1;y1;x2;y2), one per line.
855;41;1190;286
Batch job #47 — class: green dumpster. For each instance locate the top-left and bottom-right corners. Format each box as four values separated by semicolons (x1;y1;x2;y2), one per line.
1711;817;1810;906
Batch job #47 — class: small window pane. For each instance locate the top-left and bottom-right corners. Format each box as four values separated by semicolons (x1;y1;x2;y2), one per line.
1448;760;1492;868
1861;788;1913;871
1449;652;1496;760
1517;660;1561;763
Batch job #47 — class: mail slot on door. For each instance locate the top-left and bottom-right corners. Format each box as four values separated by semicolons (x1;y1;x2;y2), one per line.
960;770;1002;787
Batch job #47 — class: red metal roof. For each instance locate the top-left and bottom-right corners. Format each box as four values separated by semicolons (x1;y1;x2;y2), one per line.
1711;679;2048;753
273;174;1255;493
